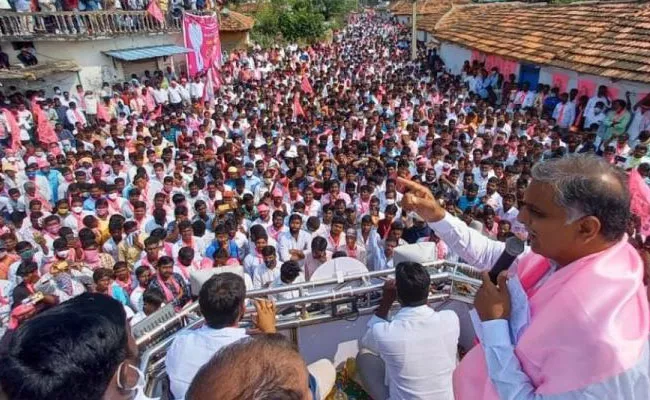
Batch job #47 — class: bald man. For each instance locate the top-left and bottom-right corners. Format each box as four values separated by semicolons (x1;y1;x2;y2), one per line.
186;334;333;400
400;154;650;400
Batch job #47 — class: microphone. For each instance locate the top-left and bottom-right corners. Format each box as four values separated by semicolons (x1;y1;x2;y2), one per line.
488;237;525;284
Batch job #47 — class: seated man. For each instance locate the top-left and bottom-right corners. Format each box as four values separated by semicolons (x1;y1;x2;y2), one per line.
357;261;459;400
165;273;276;399
187;334;335;400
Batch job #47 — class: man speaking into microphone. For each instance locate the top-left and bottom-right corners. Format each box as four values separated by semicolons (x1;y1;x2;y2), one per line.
399;154;649;399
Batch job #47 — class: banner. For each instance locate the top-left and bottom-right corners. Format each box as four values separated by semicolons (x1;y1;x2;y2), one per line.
183;12;222;77
551;73;569;93
577;79;596;98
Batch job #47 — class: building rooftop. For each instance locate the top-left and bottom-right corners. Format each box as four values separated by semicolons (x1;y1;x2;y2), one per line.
221;10;256;32
415;1;650;84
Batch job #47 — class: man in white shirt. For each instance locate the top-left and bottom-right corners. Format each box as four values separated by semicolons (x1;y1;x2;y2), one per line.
252;245;280;289
165;273;277;399
152;84;169;105
357;262;459;400
190;76;205;100
552;93;576;131
278;214;311;262
583;85;612;121
167;80;183;111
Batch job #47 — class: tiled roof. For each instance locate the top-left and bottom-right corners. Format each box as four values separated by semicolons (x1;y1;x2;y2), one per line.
552;6;650;83
430;1;650;84
391;0;456;16
232;2;260;15
221;10;255;32
435;2;643;65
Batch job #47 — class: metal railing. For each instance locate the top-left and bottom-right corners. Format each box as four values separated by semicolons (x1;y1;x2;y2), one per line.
0;10;185;39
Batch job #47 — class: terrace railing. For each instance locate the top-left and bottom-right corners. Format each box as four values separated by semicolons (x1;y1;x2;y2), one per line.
0;10;186;40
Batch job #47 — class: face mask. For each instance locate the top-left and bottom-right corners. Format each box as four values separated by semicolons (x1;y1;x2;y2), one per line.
594;107;602;114
245;170;254;177
26;172;36;179
108;193;118;200
117;363;155;400
20;249;35;261
386;199;395;205
56;250;69;259
72;206;83;213
0;251;6;259
35;152;44;158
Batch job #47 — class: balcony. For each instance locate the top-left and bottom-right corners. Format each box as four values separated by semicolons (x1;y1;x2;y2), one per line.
0;10;187;41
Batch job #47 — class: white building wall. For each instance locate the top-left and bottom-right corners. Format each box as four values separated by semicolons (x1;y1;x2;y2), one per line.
1;33;186;93
538;65;650;104
439;41;472;75
396;15;410;24
437;40;650;104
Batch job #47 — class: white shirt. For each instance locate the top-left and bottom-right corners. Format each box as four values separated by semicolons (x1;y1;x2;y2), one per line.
166;326;248;399
168;86;182;104
252;263;281;289
190;81;205;99
361;306;460;400
277;230;311;262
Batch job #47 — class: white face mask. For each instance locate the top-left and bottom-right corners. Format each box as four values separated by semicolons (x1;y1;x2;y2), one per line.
72;206;83;213
245;170;254;177
108;193;118;200
56;250;69;259
116;362;155;400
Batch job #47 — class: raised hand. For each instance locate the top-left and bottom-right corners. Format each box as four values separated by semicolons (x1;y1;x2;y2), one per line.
397;177;446;223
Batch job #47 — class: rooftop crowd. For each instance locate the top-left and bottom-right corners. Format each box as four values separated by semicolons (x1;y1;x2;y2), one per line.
0;11;649;400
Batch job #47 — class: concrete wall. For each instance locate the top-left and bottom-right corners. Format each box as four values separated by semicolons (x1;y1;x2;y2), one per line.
437;40;650;104
0;29;248;93
537;65;650;104
221;31;249;52
396;15;410;24
439;41;472;75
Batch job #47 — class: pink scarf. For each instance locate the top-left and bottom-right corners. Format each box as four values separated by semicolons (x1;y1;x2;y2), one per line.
156;274;180;303
34;104;58;145
453;238;649;398
2;109;21;151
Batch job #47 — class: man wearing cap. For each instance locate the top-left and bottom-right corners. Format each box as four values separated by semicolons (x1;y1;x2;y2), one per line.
252;204;272;231
341;228;367;265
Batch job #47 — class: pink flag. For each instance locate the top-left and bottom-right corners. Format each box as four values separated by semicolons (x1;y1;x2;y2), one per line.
292;93;304;119
2;109;21;151
629;169;650;236
301;76;313;94
147;1;164;24
34;104;58;145
97;103;110;122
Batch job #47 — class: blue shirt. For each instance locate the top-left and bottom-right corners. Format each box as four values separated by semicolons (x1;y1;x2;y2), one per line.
205;240;240;260
458;196;480;212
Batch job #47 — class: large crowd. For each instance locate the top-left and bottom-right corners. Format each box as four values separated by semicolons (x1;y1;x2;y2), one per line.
0;11;649;399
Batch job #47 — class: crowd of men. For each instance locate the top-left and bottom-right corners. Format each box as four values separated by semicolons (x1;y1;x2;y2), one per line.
0;11;649;399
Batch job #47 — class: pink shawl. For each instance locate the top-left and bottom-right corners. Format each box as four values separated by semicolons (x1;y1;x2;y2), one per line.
453;238;649;398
